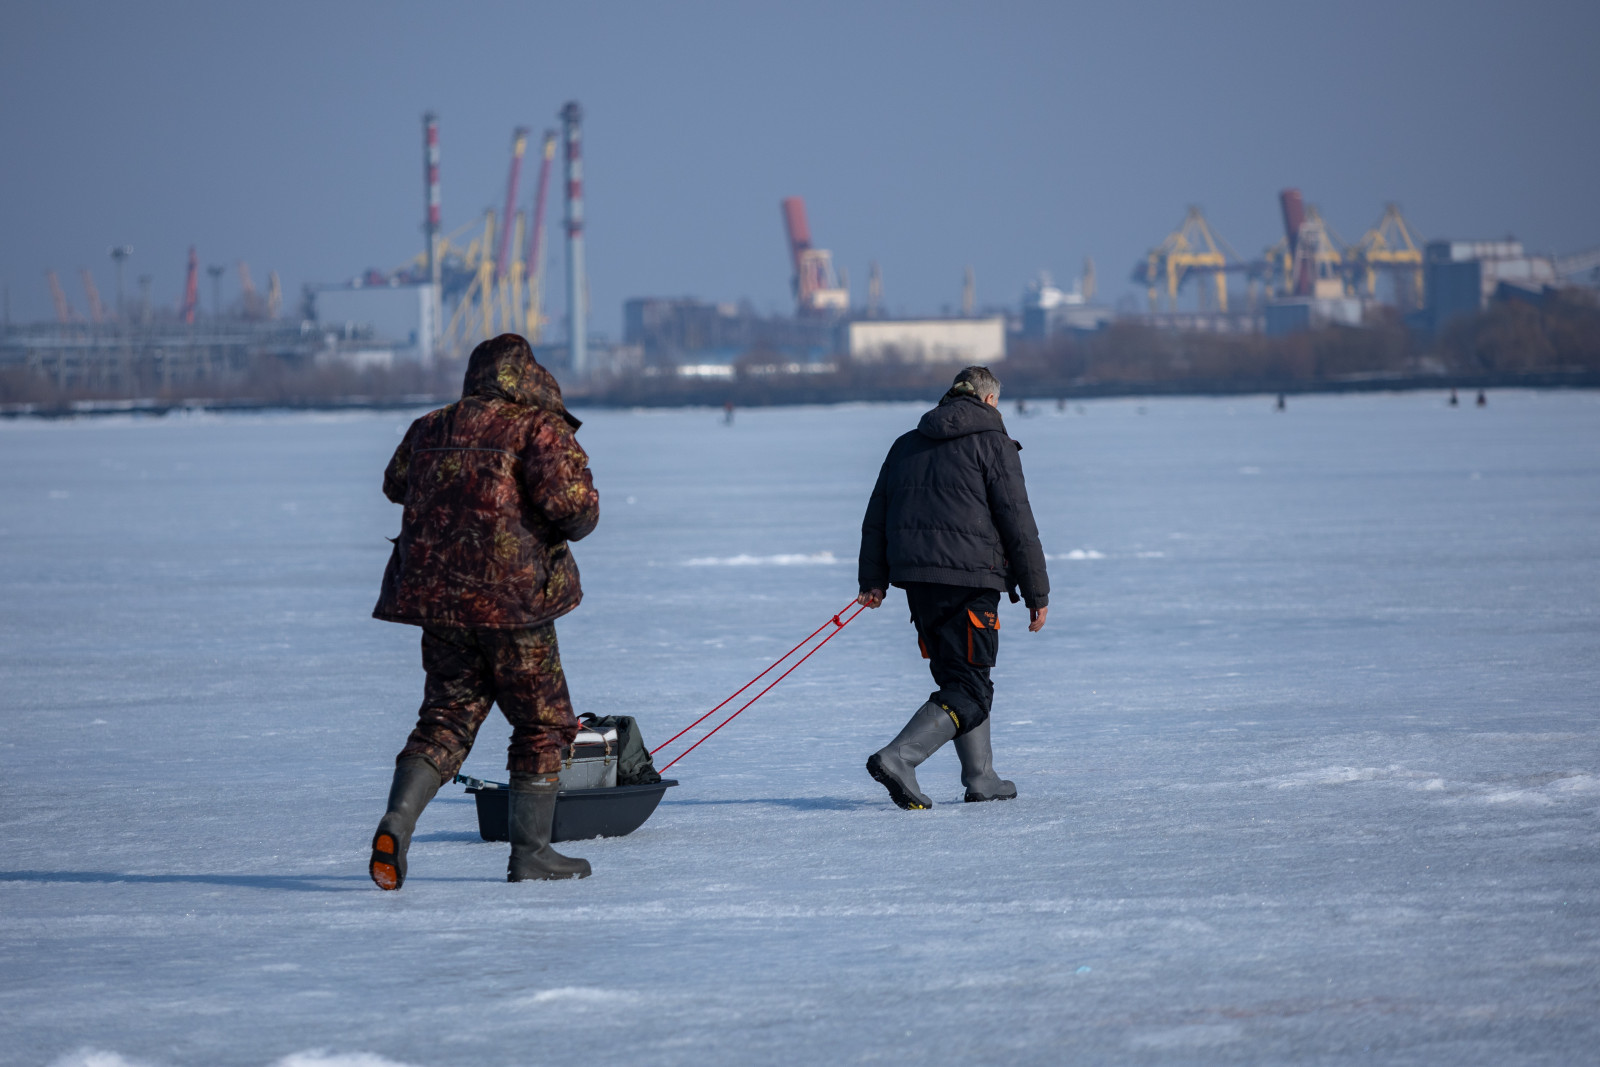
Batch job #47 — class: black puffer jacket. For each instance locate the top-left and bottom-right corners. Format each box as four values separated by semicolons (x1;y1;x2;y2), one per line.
858;394;1050;608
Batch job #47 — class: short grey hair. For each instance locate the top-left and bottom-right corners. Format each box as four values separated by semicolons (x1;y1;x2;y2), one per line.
949;365;1002;401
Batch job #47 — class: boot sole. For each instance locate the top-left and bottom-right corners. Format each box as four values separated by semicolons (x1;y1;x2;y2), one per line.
866;754;931;810
963;792;1017;803
508;869;591;882
369;831;402;891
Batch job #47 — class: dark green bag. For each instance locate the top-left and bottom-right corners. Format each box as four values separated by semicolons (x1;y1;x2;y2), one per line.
578;714;662;785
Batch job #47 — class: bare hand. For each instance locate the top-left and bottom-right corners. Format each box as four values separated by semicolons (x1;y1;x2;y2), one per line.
857;589;885;609
1029;605;1048;632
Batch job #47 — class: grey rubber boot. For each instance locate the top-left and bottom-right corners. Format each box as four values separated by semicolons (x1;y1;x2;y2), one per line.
866;701;958;809
507;773;592;882
954;719;1017;802
370;756;444;891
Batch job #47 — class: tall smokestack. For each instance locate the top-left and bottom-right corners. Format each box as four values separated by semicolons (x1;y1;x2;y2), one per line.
423;112;441;357
561;101;586;377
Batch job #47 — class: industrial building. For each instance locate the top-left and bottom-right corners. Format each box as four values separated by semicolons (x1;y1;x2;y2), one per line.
623;298;834;370
1398;239;1600;335
1020;268;1112;339
1416;240;1551;334
0;319;347;394
1263;297;1364;337
312;283;437;364
622;199;1009;375
618;198;845;375
846;317;1005;366
1;241;400;394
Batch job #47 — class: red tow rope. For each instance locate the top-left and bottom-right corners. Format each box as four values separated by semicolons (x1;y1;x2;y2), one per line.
652;598;868;773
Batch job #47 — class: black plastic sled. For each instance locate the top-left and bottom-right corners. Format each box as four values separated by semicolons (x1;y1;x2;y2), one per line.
456;776;678;844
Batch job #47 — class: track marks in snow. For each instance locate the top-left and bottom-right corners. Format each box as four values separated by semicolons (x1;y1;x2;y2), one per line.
682;546;1170;566
1128;1023;1244;1049
275;1055;418;1067
1177;763;1600;809
51;1053;152;1067
685;551;840;566
1478;772;1600;806
1268;765;1421;788
514;986;632;1007
50;1053;418;1067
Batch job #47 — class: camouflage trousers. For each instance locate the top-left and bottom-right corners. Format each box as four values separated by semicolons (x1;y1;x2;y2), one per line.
397;623;580;778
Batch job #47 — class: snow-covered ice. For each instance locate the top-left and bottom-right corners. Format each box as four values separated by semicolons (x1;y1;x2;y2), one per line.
2;391;1598;1065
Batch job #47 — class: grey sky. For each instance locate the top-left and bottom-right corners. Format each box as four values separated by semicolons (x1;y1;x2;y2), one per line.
4;0;1598;334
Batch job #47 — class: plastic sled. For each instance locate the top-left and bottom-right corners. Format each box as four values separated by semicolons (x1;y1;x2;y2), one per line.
456;775;677;843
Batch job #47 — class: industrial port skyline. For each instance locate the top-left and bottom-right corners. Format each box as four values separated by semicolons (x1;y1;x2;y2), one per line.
5;1;1599;340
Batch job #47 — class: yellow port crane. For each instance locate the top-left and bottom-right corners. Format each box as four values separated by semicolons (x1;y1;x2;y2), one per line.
439;211;501;359
238;261;263;319
80;269;106;323
1135;206;1242;312
46;270;77;323
1348;203;1424;306
391;128;557;359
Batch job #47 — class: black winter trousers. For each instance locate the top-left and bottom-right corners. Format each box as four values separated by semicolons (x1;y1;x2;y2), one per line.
902;582;1001;737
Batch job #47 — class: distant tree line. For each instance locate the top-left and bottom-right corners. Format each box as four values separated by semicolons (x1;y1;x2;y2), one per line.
0;351;456;409
593;289;1600;406
5;289;1598;410
1000;289;1600;392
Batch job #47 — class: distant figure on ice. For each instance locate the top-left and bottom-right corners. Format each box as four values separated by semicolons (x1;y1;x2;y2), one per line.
1449;388;1460;407
1477;389;1487;407
724;400;735;425
856;366;1050;809
1276;393;1287;411
368;334;599;889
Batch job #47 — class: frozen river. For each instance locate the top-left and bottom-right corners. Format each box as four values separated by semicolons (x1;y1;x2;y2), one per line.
1;390;1597;1066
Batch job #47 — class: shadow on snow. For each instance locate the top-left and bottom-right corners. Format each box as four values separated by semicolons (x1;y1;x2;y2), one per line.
660;796;879;812
0;870;480;892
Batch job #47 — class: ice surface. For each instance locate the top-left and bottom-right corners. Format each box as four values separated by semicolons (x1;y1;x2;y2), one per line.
1;392;1598;1065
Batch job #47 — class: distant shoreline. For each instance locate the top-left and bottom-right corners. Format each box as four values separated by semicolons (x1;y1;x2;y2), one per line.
3;370;1597;419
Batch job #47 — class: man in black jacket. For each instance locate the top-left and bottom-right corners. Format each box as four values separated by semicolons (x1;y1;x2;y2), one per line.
857;366;1049;809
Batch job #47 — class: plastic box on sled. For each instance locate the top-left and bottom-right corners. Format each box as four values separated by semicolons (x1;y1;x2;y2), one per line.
458;778;677;843
560;724;620;790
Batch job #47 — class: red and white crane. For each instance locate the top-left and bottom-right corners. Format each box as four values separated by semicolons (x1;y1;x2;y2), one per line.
781;197;848;316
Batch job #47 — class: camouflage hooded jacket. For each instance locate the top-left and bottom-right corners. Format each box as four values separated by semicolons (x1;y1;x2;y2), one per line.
373;334;599;629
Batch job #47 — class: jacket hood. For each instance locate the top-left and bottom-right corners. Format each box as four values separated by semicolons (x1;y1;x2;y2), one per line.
917;393;1006;441
461;334;580;427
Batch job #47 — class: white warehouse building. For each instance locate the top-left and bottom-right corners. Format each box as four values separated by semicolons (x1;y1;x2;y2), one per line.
314;283;439;365
845;317;1006;366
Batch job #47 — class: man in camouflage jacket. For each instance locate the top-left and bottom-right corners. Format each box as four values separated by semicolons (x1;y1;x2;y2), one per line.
369;333;599;889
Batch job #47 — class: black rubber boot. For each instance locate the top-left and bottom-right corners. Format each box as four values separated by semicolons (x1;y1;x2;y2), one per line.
866;701;958;809
370;756;443;891
507;773;592;882
954;718;1017;802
